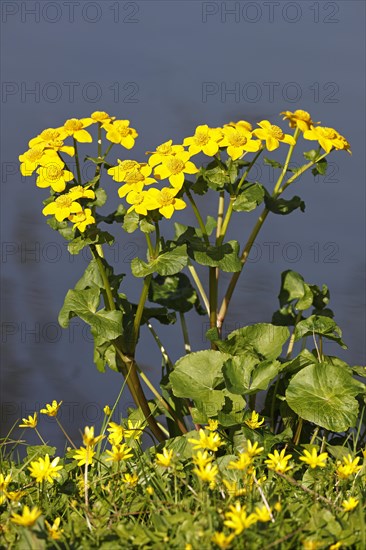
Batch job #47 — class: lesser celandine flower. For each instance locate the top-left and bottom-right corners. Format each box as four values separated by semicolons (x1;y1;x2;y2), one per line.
329;543;342;550
69;209;95;232
299;448;328;469
246;440;264;457
341;496;359;512
222;479;246;497
0;473;12;504
73;446;95;467
193;462;218;485
253;120;296;151
211;531;235;549
228;452;252;471
42;194;82;222
302;540;321;550
336;454;362;479
104;120;138;149
183;125;223;157
192;450;213;468
82;426;104;447
106;443;133;463
45;517;63;540
154;151;199;189
265;448;293;474
36;161;74;193
253;505;272;522
59;118;94;143
103;405;112;416
303;126;351;154
122;472;139;487
147;140;184;167
11;505;42;527
40;400;63;417
281;110;316;132
143;187;187;219
207;419;219;431
224;502;257;535
244;411;265;430
220;126;261;160
188;429;224;452
155;447;174;468
124;420;144;441
19;412;38;429
28;454;63;484
107;422;124;445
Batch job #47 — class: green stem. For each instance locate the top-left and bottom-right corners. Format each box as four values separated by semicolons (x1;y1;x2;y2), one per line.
154;222;160;255
145;233;155;260
187;262;210;315
281;152;329;193
132;274;152;351
180;312;191;353
310;426;320;446
34;428;47;446
90;245;116;311
273;128;300;194
147;321;174;370
185;188;209;244
73;138;82;184
55;418;76;449
216;192;225;241
209;267;217;332
293;418;303;445
103;143;114;158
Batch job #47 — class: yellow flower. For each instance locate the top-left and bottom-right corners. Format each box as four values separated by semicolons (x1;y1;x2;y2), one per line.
193;462;219;485
224;120;253;132
192;450;213;469
82;426;104;448
28;454;63;484
73;446;95;467
147;140;185;167
68;185;96;201
107;422;124;445
40;400;63;417
29;128;75;156
59;118;94;143
207;419;219;431
104;120;138;149
336;454;362;479
11;505;42;527
155;448;174;468
143;187;186;219
188;429;224;452
244;411;265;430
117;165;156;198
274;501;282;512
220;126;261;160
302;540;321;550
45;517;63;540
253;120;296;151
103;405;112;416
126;189;149;216
19;412;38;429
105;443;133;463
281;110;316;132
124;420;144;441
211;531;235;549
154;151;199;189
42;194;82;222
146;485;154;495
224;501;257;535
122;472;139;487
91;111;115;124
329;543;342;550
36;161;74;192
107;159;141;182
222;479;246;497
69;209;95;233
183;125;223;156
303;126;351;154
0;473;12;492
341;496;359;512
6;490;25;502
228;452;252;471
246;440;264;457
299;448;328;469
253;505;272;522
19;146;59;176
265;448;293;474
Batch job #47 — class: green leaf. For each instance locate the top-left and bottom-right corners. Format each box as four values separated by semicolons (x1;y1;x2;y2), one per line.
303;149;321;162
186;237;242;272
286;363;365;431
278;270;313;311
67;230;114;255
123;210;139;233
265;194;305;215
148;273;205;314
139;218;155;234
263;157;284;169
232;183;265;212
131;245;188;277
223;356;281;395
312;157;328;177
92;187;107;207
295;315;347;348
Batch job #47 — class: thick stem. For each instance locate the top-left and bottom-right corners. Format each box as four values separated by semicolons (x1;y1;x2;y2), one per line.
180;312;191;354
185;188;209;244
209;267;218;332
73;138;82;184
187;262;210;315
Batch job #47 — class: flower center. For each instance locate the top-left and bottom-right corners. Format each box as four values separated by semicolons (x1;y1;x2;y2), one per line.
40;129;60;141
319;127;337;139
294;110;311;121
114;122;130;136
228;131;247;147
46;166;63;180
166;158;184;174
56;194;74;207
125;170;144;185
119;160;138;171
64;119;83;132
269;125;284;139
26;147;44;162
156;142;173;155
91;111;109;121
195;130;210;146
159;190;174;206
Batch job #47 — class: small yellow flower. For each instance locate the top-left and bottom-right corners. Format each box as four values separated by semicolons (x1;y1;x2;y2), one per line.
147;140;185;167
40;400;63;417
104;120;138;149
146;485;154;495
107;159;141;182
11;505;42;527
207;419;219;431
45;517;63;540
274;501;282;512
183;125;223;157
126;189;149;216
122;472;139;488
265;448;293;474
124;420;144;441
211;531;235;549
188;429;224;452
253;505;272;522
117;165;156;198
253;120;296;151
69;208;95;233
29;128;75;156
302;540;321;550
36;161;74;193
6;490;25;502
224;501;257;535
91;111;115;124
28;454;63;484
299;448;328;469
193;462;218;485
303;126;351;154
246;440;264;457
103;405;112;416
244;411;265;430
336;454;362;479
143;187;186;219
329;543;342;550
73;446;95;467
154;151;199;189
42;194;82;222
68;185;95;201
19;412;38;429
19;146;59;176
220;125;261;160
222;479;246;497
224;120;253;132
0;473;12;492
59;117;94;143
341;496;359;512
192;450;213;469
82;426;104;448
105;443;133;463
155;448;174;468
228;452;252;471
107;422;124;445
281;110;316;132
